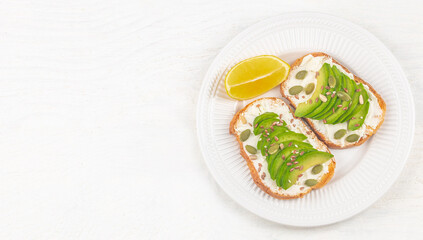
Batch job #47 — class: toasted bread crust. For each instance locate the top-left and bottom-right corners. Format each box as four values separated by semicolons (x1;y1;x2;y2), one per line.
280;52;386;149
230;97;336;199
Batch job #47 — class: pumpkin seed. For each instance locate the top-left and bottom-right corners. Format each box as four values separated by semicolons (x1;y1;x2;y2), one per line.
312;164;323;174
250;155;257;160
337;91;351;101
328;76;336;88
245;145;257;154
334;129;347;139
268;144;279;154
346;134;359;143
240;129;251;142
240;115;247;124
319;94;327;102
359;94;364;104
289;85;303;95
295;70;308;80
305;83;315;95
305;179;318;187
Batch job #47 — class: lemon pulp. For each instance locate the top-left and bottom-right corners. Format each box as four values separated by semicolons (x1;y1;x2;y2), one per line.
225;55;290;100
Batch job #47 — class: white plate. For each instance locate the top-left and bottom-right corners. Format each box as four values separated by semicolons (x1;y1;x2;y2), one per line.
196;12;414;226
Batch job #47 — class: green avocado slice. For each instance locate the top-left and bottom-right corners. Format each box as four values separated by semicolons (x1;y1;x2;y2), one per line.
267;148;282;166
253;112;278;127
333;78;359;123
348;101;370;130
314;70;345;120
331;64;343;80
268;150;285;179
275;148;316;187
266;126;290;139
268;140;313;178
253;118;279;135
305;66;336;118
335;80;361;123
281;151;333;190
311;65;342;120
269;146;303;179
324;74;356;124
263;131;307;156
266;141;313;168
305;69;338;119
312;65;343;119
258;126;290;155
344;83;370;122
294;63;330;117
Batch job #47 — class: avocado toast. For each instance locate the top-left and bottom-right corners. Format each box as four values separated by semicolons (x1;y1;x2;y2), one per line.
280;53;386;148
230;98;336;199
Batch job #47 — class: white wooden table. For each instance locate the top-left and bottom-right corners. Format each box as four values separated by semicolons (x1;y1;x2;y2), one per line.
0;0;422;239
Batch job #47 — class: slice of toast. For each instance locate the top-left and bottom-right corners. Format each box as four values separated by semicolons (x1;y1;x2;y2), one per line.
229;97;336;199
280;52;386;149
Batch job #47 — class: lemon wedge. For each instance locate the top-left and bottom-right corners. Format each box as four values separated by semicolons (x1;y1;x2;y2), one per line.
225;55;290;100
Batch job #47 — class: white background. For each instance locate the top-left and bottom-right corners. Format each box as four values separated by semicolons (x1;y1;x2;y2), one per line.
0;0;422;239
